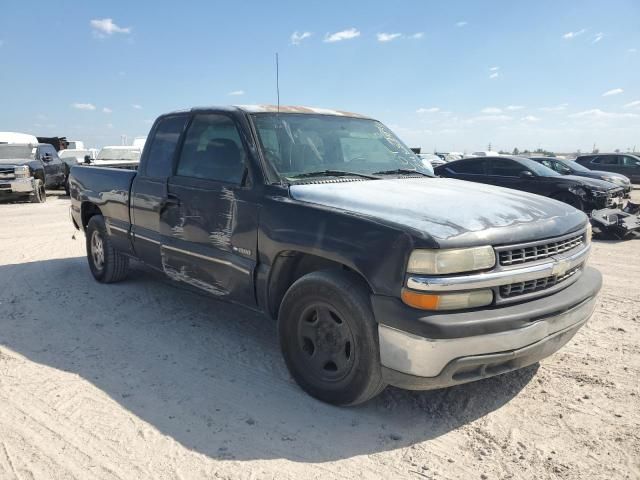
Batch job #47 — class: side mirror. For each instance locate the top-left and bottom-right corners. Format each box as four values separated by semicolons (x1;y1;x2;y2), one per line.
519;170;534;178
42;154;52;162
84;155;91;164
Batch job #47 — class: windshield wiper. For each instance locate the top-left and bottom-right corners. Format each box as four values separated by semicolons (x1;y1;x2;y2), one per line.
373;168;432;177
287;170;380;180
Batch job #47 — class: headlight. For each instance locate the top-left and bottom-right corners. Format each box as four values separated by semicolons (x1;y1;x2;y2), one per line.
407;246;496;275
401;289;493;310
14;165;30;179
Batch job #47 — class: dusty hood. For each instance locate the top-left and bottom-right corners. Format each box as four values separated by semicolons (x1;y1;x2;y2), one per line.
289;178;587;247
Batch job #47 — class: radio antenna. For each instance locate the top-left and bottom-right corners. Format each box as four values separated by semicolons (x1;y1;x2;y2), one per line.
276;53;280;112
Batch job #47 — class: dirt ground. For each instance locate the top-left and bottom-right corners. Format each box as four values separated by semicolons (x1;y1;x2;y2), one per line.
0;190;638;480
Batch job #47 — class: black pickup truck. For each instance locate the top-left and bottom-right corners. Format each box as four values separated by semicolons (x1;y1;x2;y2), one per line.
69;105;602;406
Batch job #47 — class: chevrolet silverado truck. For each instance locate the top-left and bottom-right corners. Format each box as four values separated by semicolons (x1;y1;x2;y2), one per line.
0;143;66;202
69;105;602;406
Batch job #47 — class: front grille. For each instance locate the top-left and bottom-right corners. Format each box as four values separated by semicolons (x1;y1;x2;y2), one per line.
498;233;584;266
0;169;15;181
499;266;580;298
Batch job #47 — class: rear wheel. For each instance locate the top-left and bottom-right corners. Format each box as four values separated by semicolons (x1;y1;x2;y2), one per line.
278;270;386;406
86;215;129;283
30;179;46;203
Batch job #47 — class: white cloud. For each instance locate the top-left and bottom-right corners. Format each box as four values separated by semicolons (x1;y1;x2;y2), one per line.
506;105;525;111
103;107;112;113
489;72;499;79
466;114;513;123
377;32;402;42
411;32;424;39
482;107;502;114
602;88;623;97
489;66;500;72
568;109;638;119
624;100;640;108
628;48;637;53
90;18;131;37
521;115;540;122
455;21;468;27
540;103;568;112
324;28;360;43
416;107;440;114
132;104;142;109
228;90;245;96
290;31;312;45
562;29;586;39
72;103;96;111
592;32;604;44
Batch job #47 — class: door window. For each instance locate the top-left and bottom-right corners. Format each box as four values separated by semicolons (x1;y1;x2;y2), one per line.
144;115;188;178
176;114;247;184
447;159;486;174
490;159;525;177
621;155;640;166
599;155;618;165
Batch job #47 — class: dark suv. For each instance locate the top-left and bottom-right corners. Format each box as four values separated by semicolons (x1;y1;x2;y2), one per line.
575;153;640;184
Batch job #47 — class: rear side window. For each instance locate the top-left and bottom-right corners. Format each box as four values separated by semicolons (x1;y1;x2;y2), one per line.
144;115;188;178
448;159;485;174
621;155;640;166
599;156;618;165
489;159;524;177
175;113;247;184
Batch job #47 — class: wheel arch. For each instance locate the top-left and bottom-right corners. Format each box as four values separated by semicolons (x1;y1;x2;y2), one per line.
266;250;373;320
81;202;103;231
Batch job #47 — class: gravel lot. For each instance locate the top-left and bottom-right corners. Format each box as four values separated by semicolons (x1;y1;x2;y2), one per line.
0;191;638;480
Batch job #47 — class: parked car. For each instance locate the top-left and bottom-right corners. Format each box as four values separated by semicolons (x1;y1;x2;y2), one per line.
575;153;640;184
69;105;601;406
0;143;66;202
530;156;632;197
59;149;98;194
93;146;141;167
434;155;625;212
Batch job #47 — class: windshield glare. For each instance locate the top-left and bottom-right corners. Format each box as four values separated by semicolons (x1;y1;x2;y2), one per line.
560;159;591;173
0;145;36;160
251;114;433;180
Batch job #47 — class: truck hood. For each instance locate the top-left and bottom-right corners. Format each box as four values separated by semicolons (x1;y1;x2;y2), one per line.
289;178;587;247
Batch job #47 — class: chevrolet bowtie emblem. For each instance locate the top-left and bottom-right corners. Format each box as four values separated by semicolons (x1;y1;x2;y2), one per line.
551;258;570;276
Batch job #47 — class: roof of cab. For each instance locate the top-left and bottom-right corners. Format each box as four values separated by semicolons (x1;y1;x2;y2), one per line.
165;105;371;119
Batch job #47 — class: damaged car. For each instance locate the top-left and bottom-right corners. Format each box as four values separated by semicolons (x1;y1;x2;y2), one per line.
69;105;602;406
434;156;626;212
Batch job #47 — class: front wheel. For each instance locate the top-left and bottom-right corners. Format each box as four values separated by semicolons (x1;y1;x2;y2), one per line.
86;215;130;283
30;179;46;203
278;270;386;406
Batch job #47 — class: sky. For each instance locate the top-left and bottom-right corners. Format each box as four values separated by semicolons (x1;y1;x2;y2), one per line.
1;0;639;152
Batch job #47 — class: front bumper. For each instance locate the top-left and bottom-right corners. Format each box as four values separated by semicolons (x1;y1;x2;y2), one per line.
374;266;602;389
0;177;36;195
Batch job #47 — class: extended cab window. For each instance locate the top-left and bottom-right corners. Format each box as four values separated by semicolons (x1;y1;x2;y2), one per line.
144;115;188;178
175;114;246;184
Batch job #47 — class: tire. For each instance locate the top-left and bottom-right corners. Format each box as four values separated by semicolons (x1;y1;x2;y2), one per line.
278;269;386;406
553;192;584;211
86;215;130;283
30;179;46;203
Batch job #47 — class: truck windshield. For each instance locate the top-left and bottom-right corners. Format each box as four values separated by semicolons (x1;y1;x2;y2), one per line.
0;145;36;160
250;113;433;181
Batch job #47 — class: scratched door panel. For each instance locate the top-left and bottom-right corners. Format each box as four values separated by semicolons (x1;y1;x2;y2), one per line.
160;177;258;306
